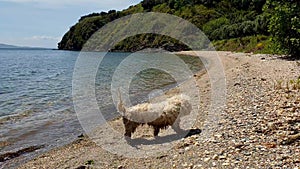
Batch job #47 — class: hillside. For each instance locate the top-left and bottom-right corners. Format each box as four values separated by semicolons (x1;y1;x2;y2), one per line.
58;0;299;56
58;0;269;52
0;43;18;48
0;43;52;50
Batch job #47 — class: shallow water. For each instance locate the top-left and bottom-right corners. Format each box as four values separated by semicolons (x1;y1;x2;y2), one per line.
0;49;203;168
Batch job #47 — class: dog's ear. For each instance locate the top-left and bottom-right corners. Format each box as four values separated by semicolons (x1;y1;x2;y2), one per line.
117;88;126;115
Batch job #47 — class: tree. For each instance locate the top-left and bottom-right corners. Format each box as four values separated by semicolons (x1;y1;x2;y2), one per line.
202;17;230;39
264;0;300;57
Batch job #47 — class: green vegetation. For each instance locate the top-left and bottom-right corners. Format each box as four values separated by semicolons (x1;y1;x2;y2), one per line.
58;0;299;57
112;34;191;52
85;159;95;165
213;35;272;53
274;77;300;90
264;0;300;58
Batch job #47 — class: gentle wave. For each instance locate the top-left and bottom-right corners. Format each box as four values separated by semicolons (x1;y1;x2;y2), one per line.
0;50;203;168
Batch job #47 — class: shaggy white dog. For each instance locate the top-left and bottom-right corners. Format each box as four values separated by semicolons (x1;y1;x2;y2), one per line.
117;92;192;138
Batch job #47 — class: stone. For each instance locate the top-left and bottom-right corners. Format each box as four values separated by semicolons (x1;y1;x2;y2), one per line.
212;154;218;160
185;147;191;151
219;155;227;160
222;163;230;166
203;157;210;162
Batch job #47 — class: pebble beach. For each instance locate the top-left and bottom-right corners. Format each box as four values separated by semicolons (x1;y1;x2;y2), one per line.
17;51;300;169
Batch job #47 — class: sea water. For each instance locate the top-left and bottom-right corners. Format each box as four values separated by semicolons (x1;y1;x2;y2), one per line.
0;49;203;168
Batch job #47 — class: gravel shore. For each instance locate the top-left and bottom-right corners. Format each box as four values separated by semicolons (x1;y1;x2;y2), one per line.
18;51;300;169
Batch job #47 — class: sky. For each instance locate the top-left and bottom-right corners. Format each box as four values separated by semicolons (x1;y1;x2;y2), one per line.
0;0;141;48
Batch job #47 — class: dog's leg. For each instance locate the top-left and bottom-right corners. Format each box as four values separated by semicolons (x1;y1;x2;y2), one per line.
125;124;139;138
125;127;132;137
123;118;136;138
172;118;184;133
124;121;139;138
153;127;160;137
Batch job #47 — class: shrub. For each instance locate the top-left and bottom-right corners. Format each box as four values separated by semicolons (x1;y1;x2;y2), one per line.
264;0;300;58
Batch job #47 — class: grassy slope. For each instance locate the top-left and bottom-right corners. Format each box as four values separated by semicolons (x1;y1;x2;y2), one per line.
58;0;270;52
213;35;273;54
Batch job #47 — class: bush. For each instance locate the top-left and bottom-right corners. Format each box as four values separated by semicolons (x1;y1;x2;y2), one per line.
202;17;230;38
264;0;300;57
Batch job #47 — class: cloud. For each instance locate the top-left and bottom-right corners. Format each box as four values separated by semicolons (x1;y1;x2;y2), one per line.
29;35;60;41
0;0;142;48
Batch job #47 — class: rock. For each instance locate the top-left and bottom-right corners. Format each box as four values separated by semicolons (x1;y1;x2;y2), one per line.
234;83;241;86
203;157;210;162
219;155;227;160
263;142;277;148
214;134;222;138
182;163;188;167
243;152;251;156
281;133;300;145
0;145;44;162
75;166;87;169
185;147;191;151
179;149;185;154
78;134;84;138
156;155;167;159
194;164;203;168
212;154;218;160
222;163;230;166
267;122;276;130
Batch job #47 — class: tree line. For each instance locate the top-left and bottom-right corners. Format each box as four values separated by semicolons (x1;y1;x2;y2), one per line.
58;0;299;57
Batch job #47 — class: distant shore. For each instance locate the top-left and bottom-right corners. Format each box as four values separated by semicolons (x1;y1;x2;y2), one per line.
10;51;300;168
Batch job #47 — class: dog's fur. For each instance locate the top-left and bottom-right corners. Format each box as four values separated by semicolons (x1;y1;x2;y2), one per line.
117;91;192;138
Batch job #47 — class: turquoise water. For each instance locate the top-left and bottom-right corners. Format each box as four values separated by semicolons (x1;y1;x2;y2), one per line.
0;49;203;167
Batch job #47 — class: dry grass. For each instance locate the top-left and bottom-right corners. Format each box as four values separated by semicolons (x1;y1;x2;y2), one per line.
274;77;300;90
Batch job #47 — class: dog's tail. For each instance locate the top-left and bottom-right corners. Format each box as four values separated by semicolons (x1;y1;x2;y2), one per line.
117;88;126;115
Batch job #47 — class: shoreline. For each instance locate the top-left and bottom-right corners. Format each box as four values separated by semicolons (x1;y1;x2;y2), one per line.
0;51;205;168
4;51;300;168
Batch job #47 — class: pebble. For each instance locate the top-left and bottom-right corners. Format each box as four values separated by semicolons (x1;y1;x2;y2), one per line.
214;134;222;138
203;158;210;162
219;155;227;160
194;142;200;146
185;147;191;151
212;154;218;160
194;164;202;168
222;163;230;166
